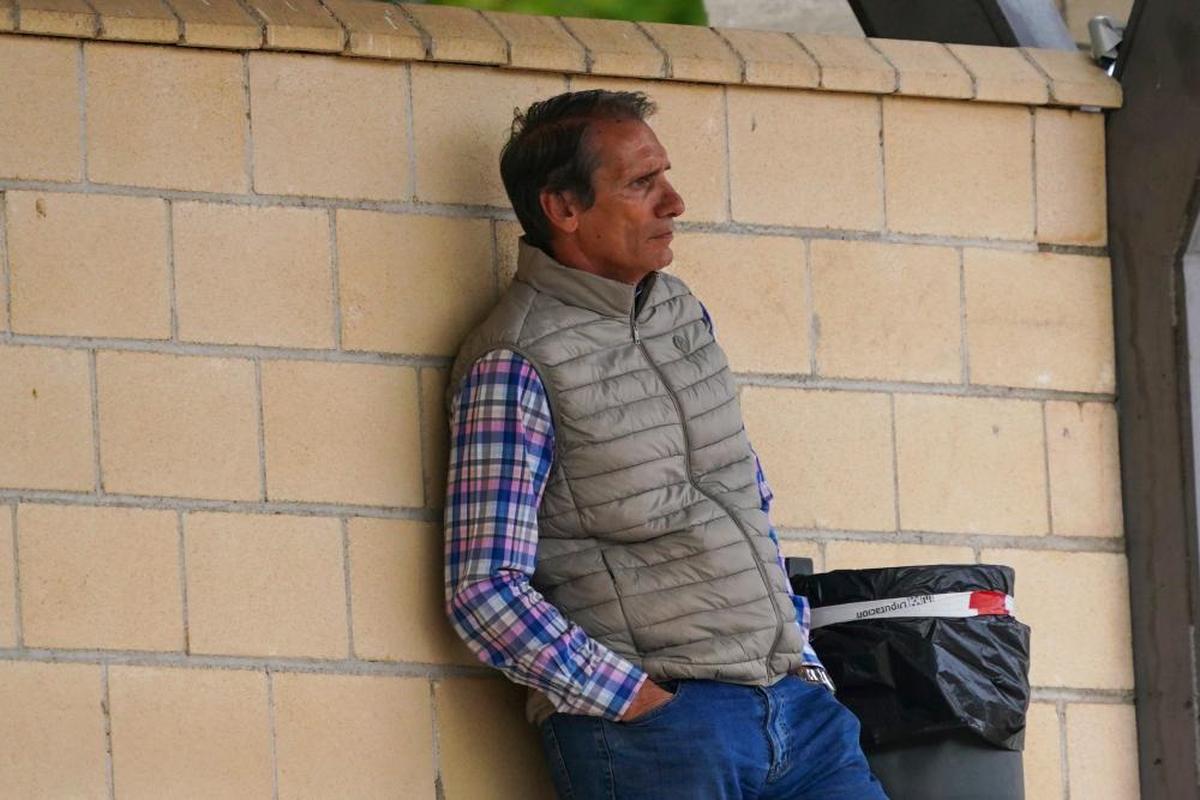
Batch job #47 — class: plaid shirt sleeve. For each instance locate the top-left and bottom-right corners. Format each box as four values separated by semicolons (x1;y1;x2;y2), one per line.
444;348;647;720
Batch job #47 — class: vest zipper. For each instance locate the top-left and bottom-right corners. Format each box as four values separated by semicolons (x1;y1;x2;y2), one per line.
629;307;786;678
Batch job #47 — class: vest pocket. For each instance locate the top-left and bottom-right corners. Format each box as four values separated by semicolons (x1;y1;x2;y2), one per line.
600;548;645;654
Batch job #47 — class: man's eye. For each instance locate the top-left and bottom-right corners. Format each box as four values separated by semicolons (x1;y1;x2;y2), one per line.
632;176;651;188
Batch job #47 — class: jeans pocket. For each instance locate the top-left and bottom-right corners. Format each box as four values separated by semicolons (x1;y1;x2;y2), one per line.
621;680;689;727
539;718;576;799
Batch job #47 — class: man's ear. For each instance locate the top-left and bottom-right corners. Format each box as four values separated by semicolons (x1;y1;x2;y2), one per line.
540;188;582;236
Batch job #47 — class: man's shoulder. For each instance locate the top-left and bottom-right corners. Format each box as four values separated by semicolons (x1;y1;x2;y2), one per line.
655;270;707;309
652;270;708;319
462;278;537;341
449;282;539;392
656;269;691;295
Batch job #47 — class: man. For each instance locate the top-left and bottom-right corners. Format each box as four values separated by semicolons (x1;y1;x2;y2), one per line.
444;90;886;799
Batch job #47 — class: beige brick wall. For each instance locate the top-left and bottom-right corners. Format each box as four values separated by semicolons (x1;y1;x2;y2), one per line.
0;5;1131;798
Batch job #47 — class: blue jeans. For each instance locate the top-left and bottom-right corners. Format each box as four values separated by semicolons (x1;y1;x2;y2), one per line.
538;676;889;799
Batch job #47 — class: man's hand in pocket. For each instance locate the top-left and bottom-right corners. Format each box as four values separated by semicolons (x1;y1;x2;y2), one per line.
619;679;675;722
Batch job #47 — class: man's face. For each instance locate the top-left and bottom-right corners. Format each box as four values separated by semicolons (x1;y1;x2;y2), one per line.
569;119;685;284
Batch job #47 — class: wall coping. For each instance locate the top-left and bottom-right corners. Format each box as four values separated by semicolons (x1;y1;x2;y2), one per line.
0;0;1121;108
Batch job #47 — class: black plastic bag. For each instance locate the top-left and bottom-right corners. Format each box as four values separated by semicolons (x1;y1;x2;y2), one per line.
792;564;1031;751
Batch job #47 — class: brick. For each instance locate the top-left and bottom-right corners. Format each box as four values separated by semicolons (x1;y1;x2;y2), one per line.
0;661;106;798
19;504;182;650
274;673;436;800
560;16;664;78
0;346;93;492
1046;402;1123;537
421;367;449;508
250;52;408;201
793;33;895;94
405;3;504;65
1023;703;1063;800
86;43;246;193
243;0;343;52
1022;47;1122;108
173;201;333;348
410;62;564;206
0;507;13;647
7;191;170;338
90;0;179;43
964;250;1115;392
896;394;1047;535
496;219;523;290
262;360;423;507
980;548;1133;688
1035;108;1107;246
15;0;96;36
337;211;495;355
946;43;1049;105
0;0;13;29
0;36;80;181
1066;703;1140;798
185;511;346;658
348;518;475;664
668;232;809;374
715;27;819;88
742;388;895;531
435;678;556;800
1064;0;1133;45
482;9;585;73
640;21;740;84
824;540;974;571
810;239;960;383
779;538;823;573
885;97;1033;239
322;0;424;60
869;38;972;99
108;666;273;799
170;0;260;49
96;351;260;500
728;87;882;230
571;76;728;223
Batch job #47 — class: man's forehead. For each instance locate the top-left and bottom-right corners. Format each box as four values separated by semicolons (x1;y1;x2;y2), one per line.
590;118;669;173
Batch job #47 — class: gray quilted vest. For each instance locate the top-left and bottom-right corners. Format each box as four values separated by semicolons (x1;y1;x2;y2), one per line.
449;241;807;719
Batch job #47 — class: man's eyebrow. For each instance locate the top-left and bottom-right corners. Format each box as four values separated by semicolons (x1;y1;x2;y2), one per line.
629;163;671;183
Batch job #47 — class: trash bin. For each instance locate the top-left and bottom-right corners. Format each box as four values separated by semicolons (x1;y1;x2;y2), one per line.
790;563;1031;800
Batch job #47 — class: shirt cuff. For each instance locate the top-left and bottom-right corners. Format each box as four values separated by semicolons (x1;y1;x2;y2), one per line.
557;648;648;721
610;671;649;722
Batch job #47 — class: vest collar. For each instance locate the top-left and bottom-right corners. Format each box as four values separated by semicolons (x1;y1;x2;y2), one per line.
514;238;657;319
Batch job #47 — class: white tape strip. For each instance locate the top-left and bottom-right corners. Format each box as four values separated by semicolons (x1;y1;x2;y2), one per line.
809;590;1015;629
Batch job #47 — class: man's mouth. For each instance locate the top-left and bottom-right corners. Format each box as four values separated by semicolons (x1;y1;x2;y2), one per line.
652;231;674;241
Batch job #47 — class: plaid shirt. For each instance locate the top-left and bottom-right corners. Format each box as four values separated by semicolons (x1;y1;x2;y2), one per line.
445;331;822;721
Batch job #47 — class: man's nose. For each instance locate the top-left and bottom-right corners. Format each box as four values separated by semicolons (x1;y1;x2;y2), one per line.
659;179;685;218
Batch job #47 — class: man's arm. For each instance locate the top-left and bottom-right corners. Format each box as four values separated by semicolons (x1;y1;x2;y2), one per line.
444;348;662;720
